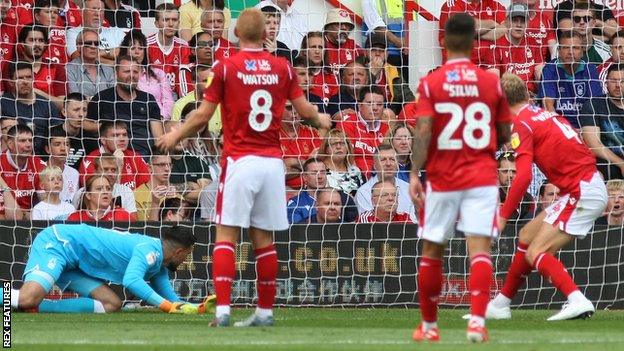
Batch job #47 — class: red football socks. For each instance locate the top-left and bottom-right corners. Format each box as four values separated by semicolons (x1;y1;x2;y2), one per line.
255;245;278;309
418;257;442;323
469;254;493;318
500;242;532;299
212;241;236;307
533;252;579;296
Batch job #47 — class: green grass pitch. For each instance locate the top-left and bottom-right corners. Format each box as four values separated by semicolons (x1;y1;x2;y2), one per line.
10;308;624;350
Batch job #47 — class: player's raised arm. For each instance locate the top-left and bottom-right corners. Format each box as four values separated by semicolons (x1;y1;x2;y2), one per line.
291;96;331;130
156;100;219;152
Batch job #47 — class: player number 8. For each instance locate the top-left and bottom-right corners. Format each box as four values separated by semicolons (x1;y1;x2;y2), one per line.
435;102;491;150
249;89;273;132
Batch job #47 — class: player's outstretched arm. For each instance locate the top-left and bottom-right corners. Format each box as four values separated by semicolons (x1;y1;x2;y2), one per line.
156;100;218;152
291;96;332;131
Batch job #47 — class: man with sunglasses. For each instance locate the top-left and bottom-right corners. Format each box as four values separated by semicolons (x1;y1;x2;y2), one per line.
555;0;618;41
571;4;611;64
66;29;116;98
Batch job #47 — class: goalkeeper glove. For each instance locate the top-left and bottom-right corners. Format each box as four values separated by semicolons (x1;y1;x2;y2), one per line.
159;301;199;314
197;294;217;314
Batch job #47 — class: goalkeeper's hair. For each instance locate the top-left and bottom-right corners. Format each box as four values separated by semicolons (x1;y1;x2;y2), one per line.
444;13;475;53
162;225;196;249
501;73;529;106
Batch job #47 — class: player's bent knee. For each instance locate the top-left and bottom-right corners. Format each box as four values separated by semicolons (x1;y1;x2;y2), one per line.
102;299;122;313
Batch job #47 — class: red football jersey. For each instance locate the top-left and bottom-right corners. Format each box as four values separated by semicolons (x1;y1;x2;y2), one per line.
45;27;68;65
67;208;135;222
500;104;597;219
414;58;512;191
280;126;321;189
597;58;612;92
203;49;304;160
309;69;339;103
59;0;82;27
146;35;192;97
397;100;418;127
0;151;46;210
32;62;66;97
335;112;389;177
79;148;150;189
357;211;414;223
324;38;363;73
526;9;555;60
438;0;506;63
214;38;238;63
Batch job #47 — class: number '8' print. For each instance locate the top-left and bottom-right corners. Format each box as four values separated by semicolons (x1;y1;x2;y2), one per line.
248;89;273;132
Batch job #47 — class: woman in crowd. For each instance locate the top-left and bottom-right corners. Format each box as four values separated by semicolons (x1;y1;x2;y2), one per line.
119;30;174;119
179;0;231;42
385;123;415;183
67;175;134;222
319;129;364;196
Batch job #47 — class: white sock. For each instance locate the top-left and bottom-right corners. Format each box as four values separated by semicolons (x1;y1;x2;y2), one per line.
492;294;512;307
10;289;19;309
216;305;231;318
423;321;437;331
93;300;106;313
567;290;586;304
469;316;485;327
255;307;273;319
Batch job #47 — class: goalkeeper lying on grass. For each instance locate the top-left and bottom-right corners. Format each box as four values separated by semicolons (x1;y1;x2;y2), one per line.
3;223;215;314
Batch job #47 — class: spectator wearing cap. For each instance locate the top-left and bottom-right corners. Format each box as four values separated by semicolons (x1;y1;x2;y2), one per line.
538;31;603;128
580;64;624;180
597;30;624;92
201;9;237;62
357;180;416;223
364;32;414;114
555;0;617;41
498;152;534;219
179;0;232;42
292;56;326;113
570;3;611;65
479;3;545;93
54;93;99;170
172;65;222;133
299;31;339;104
66;28;116;98
295;188;343;224
323;8;363;73
256;0;307;51
102;0;141;30
261;4;295;62
327;56;370;119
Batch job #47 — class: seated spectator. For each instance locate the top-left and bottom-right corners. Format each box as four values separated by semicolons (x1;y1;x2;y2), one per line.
55;93;99;169
571;3;611;64
85;55;164;157
14;25;66;101
0;62;62;155
147;4;192;99
102;0;141;30
80;121;150;190
524;0;557;61
355;144;414;215
201;9;237;62
319;129;364;196
256;0;307;51
66;29;116;98
45;128;79;204
31;166;75;220
134;153;179;221
536;182;560;213
159;196;192;222
260;4;294;62
364;32;414;114
597;30;624;92
72;154;137;216
597;179;624;226
385;123;414;183
67;174;133;222
0;125;46;218
120;29;175;120
498;152;534;219
66;0;126;65
172;65;222;133
188;31;215;66
357;181;416;223
327;56;370;119
179;0;231;42
295;187;343;224
33;0;68;65
438;0;507;63
0;118;17;153
287;158;357;223
323;8;363;73
0;2;16;75
555;0;617;41
281;102;323;190
299;31;338;104
291;57;325;112
396;100;418;127
538;31;603;128
480;3;545;93
336;86;390;177
199;133;223;222
580;64;624;180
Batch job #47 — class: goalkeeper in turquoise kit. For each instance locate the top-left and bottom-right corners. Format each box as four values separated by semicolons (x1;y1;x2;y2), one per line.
4;223;215;314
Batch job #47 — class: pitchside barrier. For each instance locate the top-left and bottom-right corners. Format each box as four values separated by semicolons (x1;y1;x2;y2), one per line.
1;222;623;309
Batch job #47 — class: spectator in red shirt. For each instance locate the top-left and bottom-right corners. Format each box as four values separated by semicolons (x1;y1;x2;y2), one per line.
299;31;338;104
0;124;46;217
357;180;415;223
67;174;134;223
33;0;68;65
80;121;150;190
292;56;325;112
201;9;236;62
0;118;17;153
57;0;82;28
336;86;389;177
0;0;17;80
524;0;556;60
323;8;363;73
597;30;624;92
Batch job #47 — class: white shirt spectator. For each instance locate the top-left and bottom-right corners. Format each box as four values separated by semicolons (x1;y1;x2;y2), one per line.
31;201;76;220
72;183;137;214
355;175;414;215
60;166;80;205
66;27;126;57
256;0;307;50
362;0;386;32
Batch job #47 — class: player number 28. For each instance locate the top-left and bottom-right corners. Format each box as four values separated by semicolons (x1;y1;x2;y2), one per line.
435;102;491;150
249;89;273;132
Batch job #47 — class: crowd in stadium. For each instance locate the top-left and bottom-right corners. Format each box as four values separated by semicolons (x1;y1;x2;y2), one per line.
0;0;622;225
